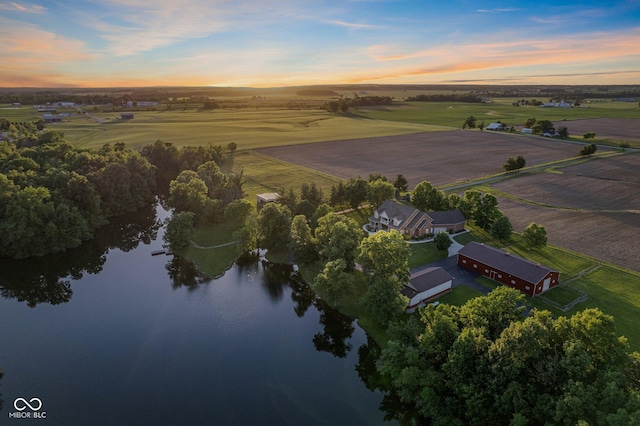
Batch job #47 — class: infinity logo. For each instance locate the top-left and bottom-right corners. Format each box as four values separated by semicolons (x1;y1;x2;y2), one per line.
14;397;43;411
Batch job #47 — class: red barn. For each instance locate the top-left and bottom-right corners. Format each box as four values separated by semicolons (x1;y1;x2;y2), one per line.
457;242;560;297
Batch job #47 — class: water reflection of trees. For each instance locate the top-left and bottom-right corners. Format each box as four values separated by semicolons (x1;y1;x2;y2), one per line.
165;256;212;289
259;261;356;358
355;336;420;424
0;203;160;307
312;302;355;358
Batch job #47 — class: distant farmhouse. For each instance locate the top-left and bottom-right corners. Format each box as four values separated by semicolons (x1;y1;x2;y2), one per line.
457;242;560;297
369;200;465;238
126;101;159;107
541;101;573;108
402;267;453;312
486;122;507;131
43;114;62;123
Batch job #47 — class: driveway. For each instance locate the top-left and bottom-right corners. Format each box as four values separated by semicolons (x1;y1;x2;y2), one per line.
412;255;490;295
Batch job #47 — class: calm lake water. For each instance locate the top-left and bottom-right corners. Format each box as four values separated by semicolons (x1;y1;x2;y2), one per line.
0;203;390;425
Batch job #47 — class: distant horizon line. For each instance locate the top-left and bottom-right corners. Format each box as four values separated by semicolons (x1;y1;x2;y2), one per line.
2;83;640;91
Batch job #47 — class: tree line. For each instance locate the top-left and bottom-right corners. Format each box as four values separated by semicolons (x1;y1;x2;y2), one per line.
0;133;238;259
377;287;640;425
0;132;156;259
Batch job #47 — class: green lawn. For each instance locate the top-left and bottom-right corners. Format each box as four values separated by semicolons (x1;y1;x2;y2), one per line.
409;242;447;269
179;243;240;278
437;286;485;305
541;286;584;306
225;151;342;202
568;266;640;351
342;206;374;225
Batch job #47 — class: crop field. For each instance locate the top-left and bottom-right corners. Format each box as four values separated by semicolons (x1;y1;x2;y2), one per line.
486;154;640;272
257;130;602;188
551;118;640;142
490;157;640;211
495;197;639;273
352;101;640;129
31;107;446;150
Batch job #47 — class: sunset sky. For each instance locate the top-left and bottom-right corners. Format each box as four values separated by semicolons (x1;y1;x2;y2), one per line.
2;0;640;88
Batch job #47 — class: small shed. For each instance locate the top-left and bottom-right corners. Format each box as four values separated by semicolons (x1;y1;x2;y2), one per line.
256;192;280;209
402;267;453;312
121;113;134;119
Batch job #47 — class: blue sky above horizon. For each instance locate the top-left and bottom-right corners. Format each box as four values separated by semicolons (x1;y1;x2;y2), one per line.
1;0;640;87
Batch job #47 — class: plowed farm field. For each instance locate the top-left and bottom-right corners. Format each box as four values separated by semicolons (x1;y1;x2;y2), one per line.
553;118;640;142
490;154;640;272
257;130;589;188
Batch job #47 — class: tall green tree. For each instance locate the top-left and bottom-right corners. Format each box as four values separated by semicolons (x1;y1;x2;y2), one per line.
163;211;195;251
289;215;317;264
490;215;513;242
522;222;547;250
257;202;292;252
393;174;408;193
315;212;362;271
475;193;501;230
580;143;598;156
313;259;354;307
344;177;369;210
357;230;410;325
463;116;477;129
368;179;396;207
412;180;449;211
434;232;452;251
168;170;209;215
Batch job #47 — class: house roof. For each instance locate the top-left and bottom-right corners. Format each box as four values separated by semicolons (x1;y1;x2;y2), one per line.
486;122;505;130
257;193;280;202
426;209;466;226
374;199;418;223
458;241;558;284
407;267;454;293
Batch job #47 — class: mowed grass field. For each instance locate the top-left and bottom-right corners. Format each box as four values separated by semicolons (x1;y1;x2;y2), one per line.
352;99;640;129
224;151;342;202
36;107;447;150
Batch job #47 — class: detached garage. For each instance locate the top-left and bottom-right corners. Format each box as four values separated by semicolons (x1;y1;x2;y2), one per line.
457;242;560;297
402;267;453;312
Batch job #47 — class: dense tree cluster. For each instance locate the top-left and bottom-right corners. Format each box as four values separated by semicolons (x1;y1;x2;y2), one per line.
580;143;598;156
378;287;640;425
407;94;483;103
0;132;156;259
277;182;324;217
0;119;45;137
503;155;526;172
141;140;227;180
324;96;394;113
